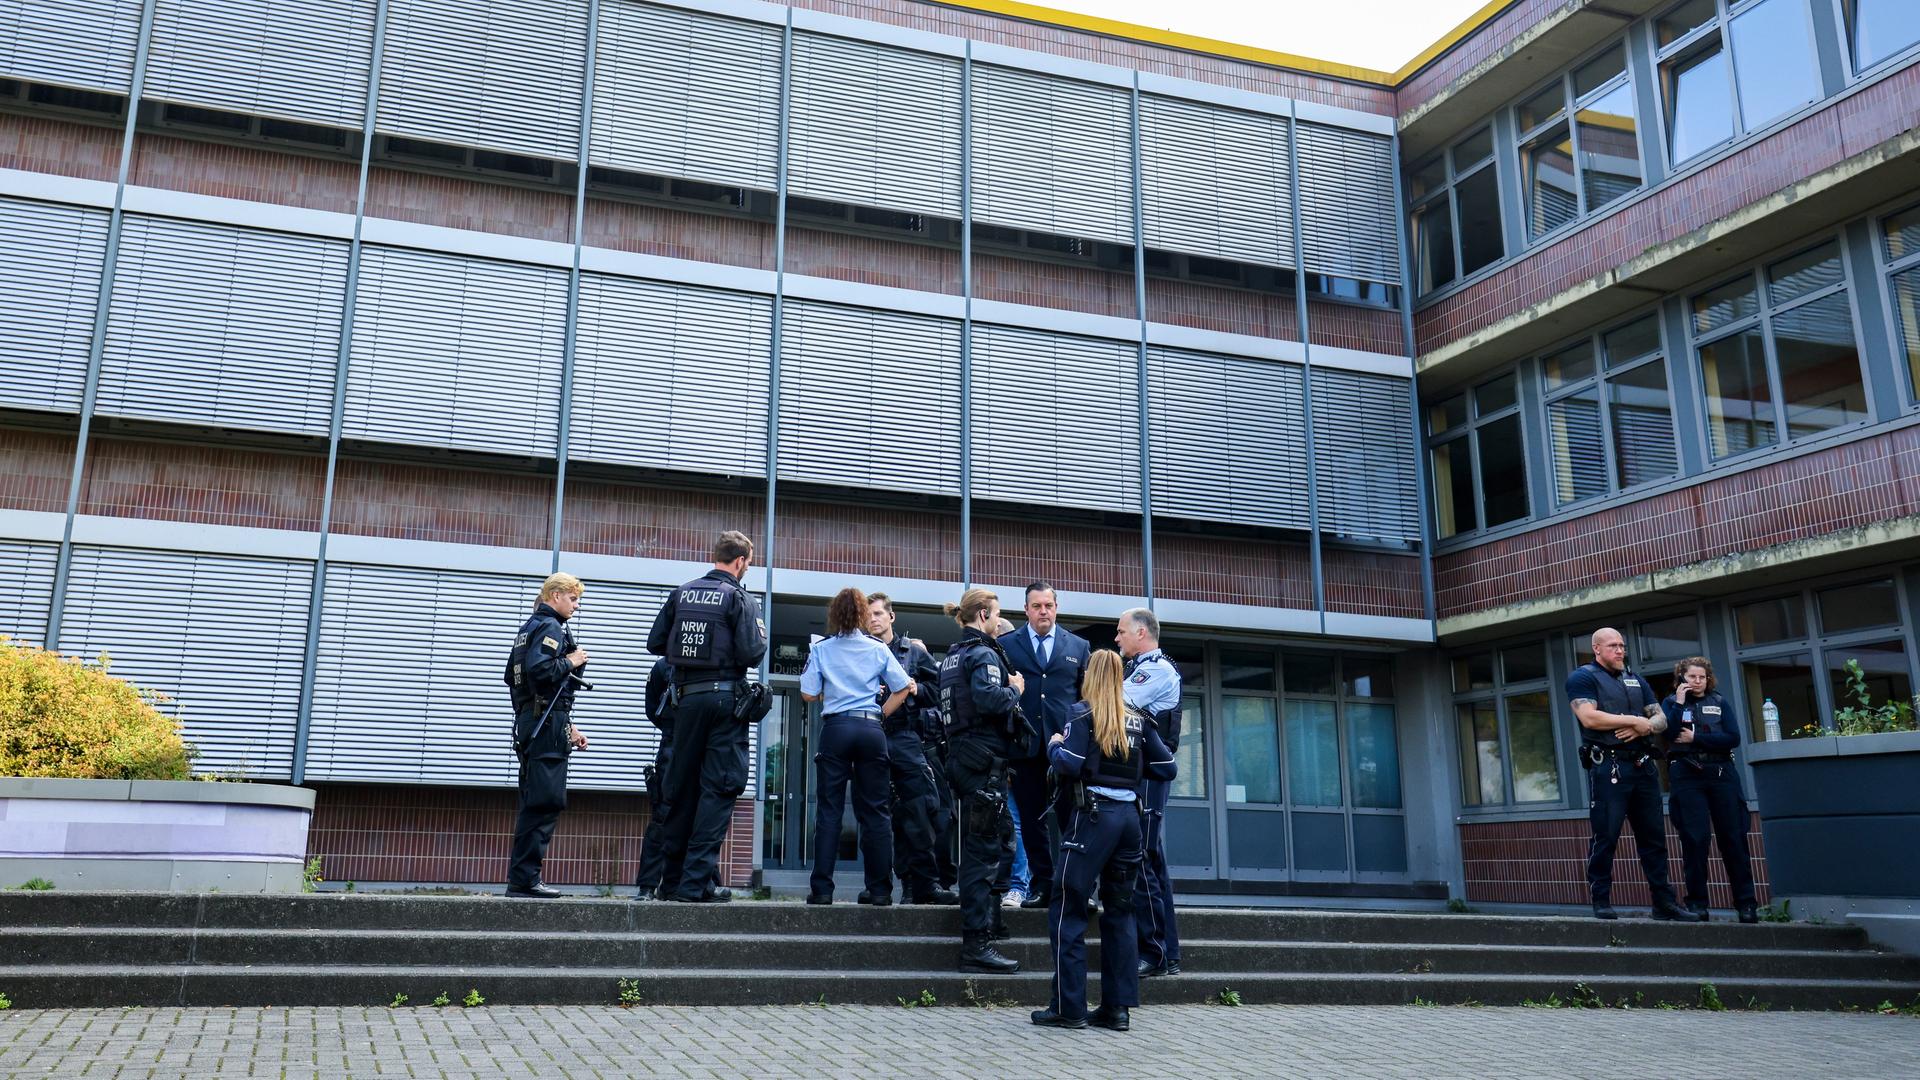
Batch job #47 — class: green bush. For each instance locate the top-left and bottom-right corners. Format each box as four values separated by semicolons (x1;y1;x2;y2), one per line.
0;637;192;780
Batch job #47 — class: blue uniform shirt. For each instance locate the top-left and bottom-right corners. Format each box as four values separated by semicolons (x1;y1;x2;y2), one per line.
1124;648;1181;714
801;631;909;717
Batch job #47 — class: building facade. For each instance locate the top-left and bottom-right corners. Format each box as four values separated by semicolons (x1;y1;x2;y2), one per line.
0;0;1915;906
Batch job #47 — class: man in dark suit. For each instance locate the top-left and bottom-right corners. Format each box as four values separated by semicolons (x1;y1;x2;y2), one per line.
997;581;1088;910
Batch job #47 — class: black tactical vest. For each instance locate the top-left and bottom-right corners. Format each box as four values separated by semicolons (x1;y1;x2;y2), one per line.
666;577;739;672
940;635;1012;736
1577;661;1655;748
1085;706;1147;790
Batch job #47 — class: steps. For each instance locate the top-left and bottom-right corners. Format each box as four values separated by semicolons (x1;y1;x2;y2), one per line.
2;893;1916;1010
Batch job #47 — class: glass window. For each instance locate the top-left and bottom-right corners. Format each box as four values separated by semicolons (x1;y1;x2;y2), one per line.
1172;693;1207;799
1826;639;1913;714
1850;0;1920;72
1890;205;1920;261
1344;657;1394;699
1411;128;1504;295
1574;44;1628;98
1476;372;1519;414
1637;612;1701;660
1742;652;1817;741
1735;595;1808;645
1505;692;1562;803
1410;156;1448;198
1818;579;1901;634
1885;207;1920;404
1456;701;1505;806
1694;275;1758;334
1429;368;1530;536
1728;0;1819;130
1478;414;1531;527
1547;387;1607;504
1543;314;1678;505
1502;646;1547;683
1455;167;1504;276
1773;293;1867;439
1221;697;1280;804
1433;437;1476;539
1219;649;1276;692
1347;703;1402;809
1700;328;1774;457
1610;359;1678;487
1518;84;1566;132
1428;393;1468;435
1452;652;1495;692
1544;341;1596;391
1285;700;1342;806
1658;0;1718;46
1605;315;1662;366
1666;41;1733;164
1577;82;1642;212
1523;122;1579;240
1768;242;1845;306
1455;126;1495;169
1416;197;1457;294
1284;653;1336;696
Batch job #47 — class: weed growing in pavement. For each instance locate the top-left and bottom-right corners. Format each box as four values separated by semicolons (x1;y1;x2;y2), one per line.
1875;996;1920;1017
1520;993;1565;1009
430;991;451;1008
0;991;11;1010
1758;900;1793;923
1743;996;1771;1012
1456;999;1485;1007
1445;898;1471;914
303;857;323;893
388;993;409;1008
751;886;773;901
1607;935;1627;948
897;989;936;1008
462;989;485;1007
1411;997;1440;1008
1212;988;1243;1007
1405;958;1434;974
12;878;53;891
1698;983;1725;1012
961;980;1015;1008
617;979;643;1007
1570;983;1605;1009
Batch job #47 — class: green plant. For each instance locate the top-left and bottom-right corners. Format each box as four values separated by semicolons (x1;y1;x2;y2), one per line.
1698;983;1725;1012
617;979;643;1007
344;881;356;894
960;980;1015;1008
1743;996;1771;1012
897;989;937;1008
808;994;828;1008
462;989;484;1007
751;886;773;901
0;640;193;779
1457;998;1485;1007
0;991;11;1010
1521;993;1564;1009
430;991;451;1008
1570;983;1605;1009
1758;900;1793;923
1411;997;1439;1008
1213;987;1243;1007
303;856;324;894
388;993;408;1008
1607;934;1627;947
1405;958;1434;974
13;877;54;891
1830;662;1920;736
1445;898;1471;914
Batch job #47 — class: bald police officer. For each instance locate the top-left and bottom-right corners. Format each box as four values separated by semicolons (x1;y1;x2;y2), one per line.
504;573;591;898
1117;607;1183;975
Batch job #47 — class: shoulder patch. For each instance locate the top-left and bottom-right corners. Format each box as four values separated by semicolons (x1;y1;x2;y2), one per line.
541;636;560;651
986;665;1001;681
515;633;529;647
1130;672;1150;684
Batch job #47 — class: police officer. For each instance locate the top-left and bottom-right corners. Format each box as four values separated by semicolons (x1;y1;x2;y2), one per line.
1032;649;1176;1031
1663;656;1760;923
1116;607;1183;976
1567;627;1699;922
646;531;769;904
939;587;1025;974
867;592;958;905
632;662;676;901
999;582;1089;911
503;573;591;898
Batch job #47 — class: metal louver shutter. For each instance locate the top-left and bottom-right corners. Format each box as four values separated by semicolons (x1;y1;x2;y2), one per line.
0;539;57;645
1296;123;1401;286
1149;347;1306;530
1546;392;1606;505
1309;368;1419;543
570;274;770;477
971;65;1132;245
143;0;375;128
779;300;960;496
308;563;534;786
789;32;962;218
1141;96;1293;268
971;323;1139;513
560;580;662;791
591;0;781;190
57;546;311;779
0;195;107;414
0;0;142;91
377;0;586;159
99;215;348;435
345;245;567;456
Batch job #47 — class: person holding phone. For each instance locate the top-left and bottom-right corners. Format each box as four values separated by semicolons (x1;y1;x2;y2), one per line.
1663;657;1759;924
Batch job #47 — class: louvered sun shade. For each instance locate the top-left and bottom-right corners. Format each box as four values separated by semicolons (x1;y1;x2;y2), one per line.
1149;347;1306;530
591;0;782;190
57;547;313;779
344;245;567;457
777;300;961;496
143;0;376;128
0;540;57;645
788;31;962;218
570;273;771;478
377;0;587;160
0;0;142;92
0;195;107;415
970;64;1133;245
1141;95;1294;268
1309;368;1420;543
1296;123;1401;286
970;323;1140;514
97;215;349;436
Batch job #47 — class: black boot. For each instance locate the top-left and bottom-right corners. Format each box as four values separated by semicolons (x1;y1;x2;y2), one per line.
1651;897;1701;922
1020;885;1052;910
1091;1005;1130;1031
1030;1007;1087;1028
1592;902;1619;920
959;930;1020;974
912;886;960;905
989;910;1013;942
1737;904;1760;924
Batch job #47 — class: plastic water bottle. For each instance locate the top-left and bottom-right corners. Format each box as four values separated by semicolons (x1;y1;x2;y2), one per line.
1763;698;1781;742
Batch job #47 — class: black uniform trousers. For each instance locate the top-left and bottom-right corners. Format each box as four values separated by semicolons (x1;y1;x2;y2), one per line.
1586;754;1679;906
633;733;675;893
946;728;1015;934
1003;755;1056;900
508;748;569;889
810;713;894;897
658;687;749;900
1049;794;1144;1019
925;741;958;889
1133;776;1180;966
1668;757;1757;909
885;724;944;897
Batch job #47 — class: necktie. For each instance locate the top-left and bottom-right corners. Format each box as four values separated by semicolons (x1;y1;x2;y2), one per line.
1037;633;1050;667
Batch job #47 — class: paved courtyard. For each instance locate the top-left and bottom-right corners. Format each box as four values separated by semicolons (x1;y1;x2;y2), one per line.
1;1003;1917;1078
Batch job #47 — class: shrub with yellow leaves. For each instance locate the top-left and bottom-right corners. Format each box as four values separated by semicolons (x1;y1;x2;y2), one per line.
0;636;192;780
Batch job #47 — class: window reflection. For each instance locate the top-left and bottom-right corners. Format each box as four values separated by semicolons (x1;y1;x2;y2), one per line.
1667;43;1732;164
1700;328;1775;457
1891;265;1920;402
1456;701;1504;805
1221;696;1280;804
1523;123;1578;239
1817;579;1901;634
1742;653;1817;741
1548;388;1606;505
1285;700;1342;807
1478;414;1530;527
1416;196;1456;293
1432;437;1475;539
1505;692;1561;803
1735;595;1808;646
1347;703;1402;809
1455;167;1504;275
1576;82;1641;211
1610;359;1678;487
1773;294;1867;439
1850;0;1920;72
1172;692;1207;799
1729;0;1819;130
1826;640;1914;717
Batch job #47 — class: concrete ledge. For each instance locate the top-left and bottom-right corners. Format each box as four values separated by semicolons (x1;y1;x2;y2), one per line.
1747;731;1920;764
0;857;305;893
0;777;315;810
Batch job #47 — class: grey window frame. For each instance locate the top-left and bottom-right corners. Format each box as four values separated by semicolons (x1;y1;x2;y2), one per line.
1835;0;1920;77
1877;201;1920;405
1538;311;1679;508
1453;642;1564;812
1408;125;1503;297
1727;570;1920;740
1426;369;1532;539
1654;0;1823;168
1511;37;1643;245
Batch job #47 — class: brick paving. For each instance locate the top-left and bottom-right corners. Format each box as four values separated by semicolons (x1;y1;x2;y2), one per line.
1;1003;1916;1079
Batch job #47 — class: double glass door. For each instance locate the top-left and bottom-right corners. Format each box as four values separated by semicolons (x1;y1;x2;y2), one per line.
759;685;864;871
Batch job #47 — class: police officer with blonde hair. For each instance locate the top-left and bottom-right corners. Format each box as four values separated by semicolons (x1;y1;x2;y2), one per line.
504;572;590;898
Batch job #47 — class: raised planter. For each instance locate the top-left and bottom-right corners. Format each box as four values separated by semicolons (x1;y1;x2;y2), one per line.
0;777;315;893
1747;730;1920;900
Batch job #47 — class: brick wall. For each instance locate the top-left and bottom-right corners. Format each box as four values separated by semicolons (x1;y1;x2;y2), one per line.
0;112;120;182
130;134;358;214
364;166;572;243
1309;300;1406;355
78;437;325;531
306;784;757;889
775;498;962;581
330;458;553;549
974;516;1145;596
1155;531;1312;609
1323;547;1424;619
1145;278;1298;340
784;227;960;294
1437;425;1920;618
1394;0;1571;117
973;252;1135;318
0;428;75;514
1461;814;1771;908
559;479;761;562
582;198;774;270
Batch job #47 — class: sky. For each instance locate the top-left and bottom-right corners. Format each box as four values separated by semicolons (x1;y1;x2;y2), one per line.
1032;0;1494;74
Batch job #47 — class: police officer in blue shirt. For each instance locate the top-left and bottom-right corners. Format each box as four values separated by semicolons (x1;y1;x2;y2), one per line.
1116;607;1184;976
1032;648;1176;1032
632;662;675;901
1663;656;1760;923
503;573;591;898
867;592;957;905
1567;627;1698;922
801;587;911;905
939;587;1026;974
646;531;769;904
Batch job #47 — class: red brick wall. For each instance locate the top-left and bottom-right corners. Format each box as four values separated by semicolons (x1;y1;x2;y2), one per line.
775;498;962;581
1145;278;1298;340
330;458;553;549
559;479;761;562
78;437;325;531
973;252;1135;317
130;134;359;214
1155;531;1312;609
582;198;774;270
0;113;120;182
1416;60;1920;355
1394;0;1570;117
974;516;1145;596
1324;547;1424;619
1461;814;1771;908
1309;300;1406;355
784;226;961;294
1437;425;1920;618
307;784;756;889
364;166;572;243
0;428;75;513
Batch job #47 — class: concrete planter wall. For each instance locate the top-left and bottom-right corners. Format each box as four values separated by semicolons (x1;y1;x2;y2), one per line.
0;777;315;893
1747;731;1920;900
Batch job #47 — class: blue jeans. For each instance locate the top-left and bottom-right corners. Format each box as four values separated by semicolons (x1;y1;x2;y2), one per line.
1008;794;1031;895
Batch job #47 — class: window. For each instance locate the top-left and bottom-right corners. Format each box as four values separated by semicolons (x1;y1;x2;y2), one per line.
1734;576;1916;741
1540;313;1679;506
1409;126;1505;295
1694;240;1866;459
1636;611;1704;700
1514;42;1643;242
1657;0;1820;166
1427;371;1531;538
1454;643;1561;808
1847;0;1920;72
1883;205;1920;403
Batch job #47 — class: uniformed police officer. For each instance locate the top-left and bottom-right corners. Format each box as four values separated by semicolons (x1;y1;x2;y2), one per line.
1567;627;1699;921
1115;608;1183;976
632;662;676;901
646;531;769;904
939;587;1026;974
503;572;591;898
1032;649;1176;1031
1663;656;1760;923
867;592;958;905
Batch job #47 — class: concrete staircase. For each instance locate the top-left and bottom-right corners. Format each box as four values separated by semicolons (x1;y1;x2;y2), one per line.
3;893;1917;1010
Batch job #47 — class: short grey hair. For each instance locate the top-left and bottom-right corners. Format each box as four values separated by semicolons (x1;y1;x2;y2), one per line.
1120;607;1160;642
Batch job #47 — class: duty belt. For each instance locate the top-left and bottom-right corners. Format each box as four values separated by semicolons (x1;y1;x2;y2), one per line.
826;709;884;723
676;678;740;698
1591;744;1652;761
1674;751;1734;763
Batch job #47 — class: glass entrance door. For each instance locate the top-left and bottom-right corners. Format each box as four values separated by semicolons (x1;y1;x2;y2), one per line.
759;683;866;873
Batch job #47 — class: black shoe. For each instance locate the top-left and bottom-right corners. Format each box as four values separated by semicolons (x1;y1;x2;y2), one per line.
1688;903;1711;922
1030;1008;1088;1029
1651;898;1699;922
632;889;659;901
1091;1005;1130;1032
911;888;960;905
506;881;562;899
989;914;1012;942
1737;905;1760;924
857;889;875;905
959;932;1021;974
1138;959;1179;978
869;892;893;907
671;888;732;904
1592;903;1619;920
1020;889;1052;910
805;892;832;905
